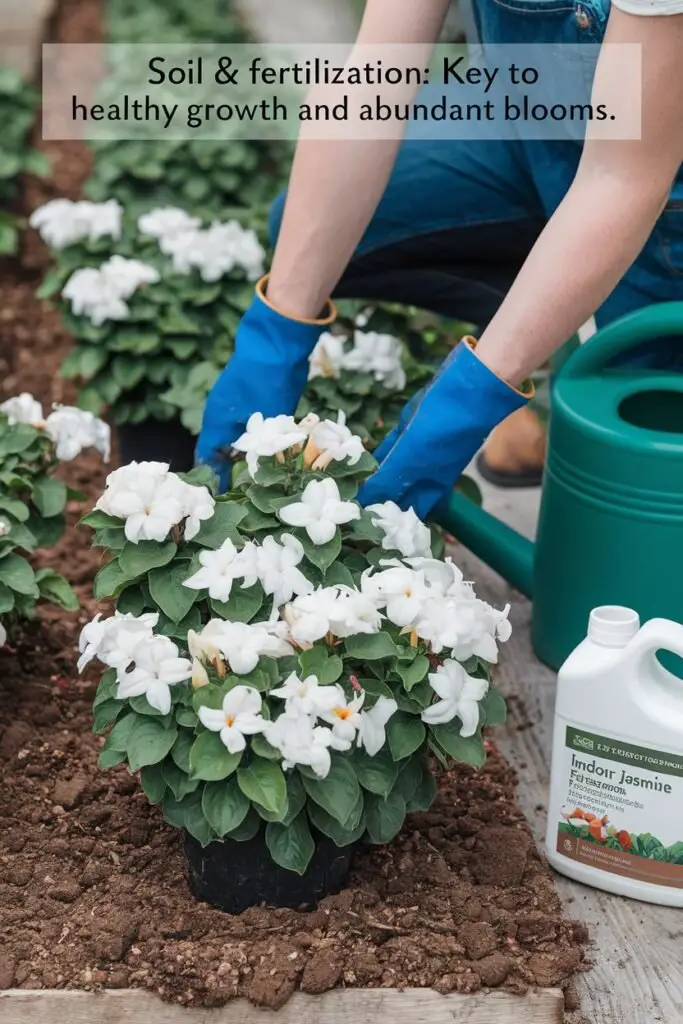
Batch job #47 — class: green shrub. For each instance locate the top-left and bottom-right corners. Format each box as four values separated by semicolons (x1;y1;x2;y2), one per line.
0;67;50;254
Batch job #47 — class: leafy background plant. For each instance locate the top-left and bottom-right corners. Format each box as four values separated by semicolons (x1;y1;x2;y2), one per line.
0;415;81;637
0;66;50;255
86;441;506;873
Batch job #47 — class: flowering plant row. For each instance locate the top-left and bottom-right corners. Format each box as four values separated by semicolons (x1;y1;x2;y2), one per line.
0;66;50;255
0;394;109;647
84;412;509;874
31;200;263;428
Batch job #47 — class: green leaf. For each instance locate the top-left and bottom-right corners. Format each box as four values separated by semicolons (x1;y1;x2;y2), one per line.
193;501;247;548
148;561;197;623
431;723;486;768
480;686;507;728
352;748;399;797
299;529;341;572
93;668;118;708
265;812;315;876
245;484;291;515
386;713;426;761
163;759;200;801
211;583;263;624
253;457;288;487
170;729;194;773
344;632;401;661
237;759;287;817
307;800;367;847
0;495;29;521
189;731;242;781
405;765;438;812
126;717;178;772
302;758;360;826
105;712;137;752
163;791;214;847
0;553;37;595
282;772;307;826
119;539;177;578
365;789;407;844
393;755;424;804
35;570;79;611
93;558;127;600
298;646;343;684
396;655;430;691
323;562;356;588
93;699;124;734
0;582;14;614
98;746;127;769
32;477;67;517
202;778;250;836
225;807;261;842
80;509;122;530
140;763;167;804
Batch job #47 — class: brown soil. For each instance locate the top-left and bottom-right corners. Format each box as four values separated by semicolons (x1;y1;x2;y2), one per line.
0;0;590;1015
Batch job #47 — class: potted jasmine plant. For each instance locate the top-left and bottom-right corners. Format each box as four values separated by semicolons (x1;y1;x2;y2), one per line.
82;412;510;912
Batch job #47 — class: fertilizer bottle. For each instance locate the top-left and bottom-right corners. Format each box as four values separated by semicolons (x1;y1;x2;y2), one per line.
546;607;683;906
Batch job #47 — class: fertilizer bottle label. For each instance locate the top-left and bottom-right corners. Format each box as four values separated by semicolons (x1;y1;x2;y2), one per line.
554;726;683;887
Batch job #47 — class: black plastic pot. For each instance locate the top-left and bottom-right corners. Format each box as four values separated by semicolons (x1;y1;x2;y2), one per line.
184;828;358;914
116;416;196;473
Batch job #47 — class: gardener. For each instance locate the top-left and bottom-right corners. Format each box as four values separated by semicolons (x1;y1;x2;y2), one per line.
197;0;683;518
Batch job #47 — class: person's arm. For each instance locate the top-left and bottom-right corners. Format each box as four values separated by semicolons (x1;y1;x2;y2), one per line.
475;7;683;387
267;0;451;318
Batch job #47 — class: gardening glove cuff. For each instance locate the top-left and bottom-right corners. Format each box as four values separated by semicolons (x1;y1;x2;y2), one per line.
358;337;533;519
195;276;336;489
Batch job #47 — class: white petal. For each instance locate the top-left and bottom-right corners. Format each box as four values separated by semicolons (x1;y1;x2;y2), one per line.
306;519;336;545
457;700;481;738
198;706;227;732
146;681;172;715
421;699;458;726
220;726;247;753
278;502;311;528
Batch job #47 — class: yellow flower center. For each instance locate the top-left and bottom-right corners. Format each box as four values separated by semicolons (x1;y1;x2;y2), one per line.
334;707;352;720
225;715;235;727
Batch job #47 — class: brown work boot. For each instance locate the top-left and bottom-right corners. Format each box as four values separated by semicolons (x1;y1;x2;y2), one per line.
476;406;546;488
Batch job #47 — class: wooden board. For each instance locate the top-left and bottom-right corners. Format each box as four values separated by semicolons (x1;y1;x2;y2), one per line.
456;471;683;1024
0;988;564;1024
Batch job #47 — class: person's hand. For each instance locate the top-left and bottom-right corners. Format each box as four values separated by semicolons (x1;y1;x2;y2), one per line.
195;276;336;490
358;338;532;519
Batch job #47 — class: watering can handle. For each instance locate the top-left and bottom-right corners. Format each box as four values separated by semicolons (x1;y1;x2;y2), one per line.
630;618;683;664
562;302;683;379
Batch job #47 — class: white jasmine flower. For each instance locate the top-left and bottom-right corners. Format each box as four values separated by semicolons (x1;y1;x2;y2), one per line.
357;696;398;757
367;502;432;559
320;687;365;748
44;405;111;462
166;220;265;282
188;619;232;684
255;534;313;610
284;585;381;646
63;266;129;325
308;332;346;380
116;634;192;715
181;482;216;541
183;538;251;603
95;463;214;544
305;412;366;471
197;685;266;754
415;595;510;664
137;206;201;246
265;711;334;778
361;565;429;627
421;659;488;736
0;393;44;426
404;556;467;597
233;412;308;477
62;257;159;326
270;671;340;717
29;198;123;249
100;255;160;299
200;619;293;676
343;331;407;391
77;611;159;673
278;477;360;545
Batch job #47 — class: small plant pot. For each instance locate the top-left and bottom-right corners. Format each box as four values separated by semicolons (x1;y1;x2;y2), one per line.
183;828;358;914
116;417;196;473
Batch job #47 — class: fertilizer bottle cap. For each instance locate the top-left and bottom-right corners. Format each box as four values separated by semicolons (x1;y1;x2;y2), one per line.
588;606;641;647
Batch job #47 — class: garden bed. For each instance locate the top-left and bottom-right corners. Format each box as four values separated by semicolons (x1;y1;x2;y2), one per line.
0;626;587;1008
1;0;589;1019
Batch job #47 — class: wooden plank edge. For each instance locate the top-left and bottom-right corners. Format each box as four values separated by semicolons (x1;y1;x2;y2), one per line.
0;987;565;1024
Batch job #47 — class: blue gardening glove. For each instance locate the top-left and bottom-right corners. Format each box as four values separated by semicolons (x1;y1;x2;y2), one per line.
359;337;532;519
195;276;336;490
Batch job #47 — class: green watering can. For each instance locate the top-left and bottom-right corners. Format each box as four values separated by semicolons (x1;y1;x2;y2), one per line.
435;302;683;671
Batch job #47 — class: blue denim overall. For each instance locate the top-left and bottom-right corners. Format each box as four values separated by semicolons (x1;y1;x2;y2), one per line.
270;0;683;359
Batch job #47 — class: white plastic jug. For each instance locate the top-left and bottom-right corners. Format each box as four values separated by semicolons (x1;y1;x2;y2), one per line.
546;606;683;906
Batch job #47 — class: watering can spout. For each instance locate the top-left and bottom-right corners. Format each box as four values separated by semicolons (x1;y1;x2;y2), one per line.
433;489;534;598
